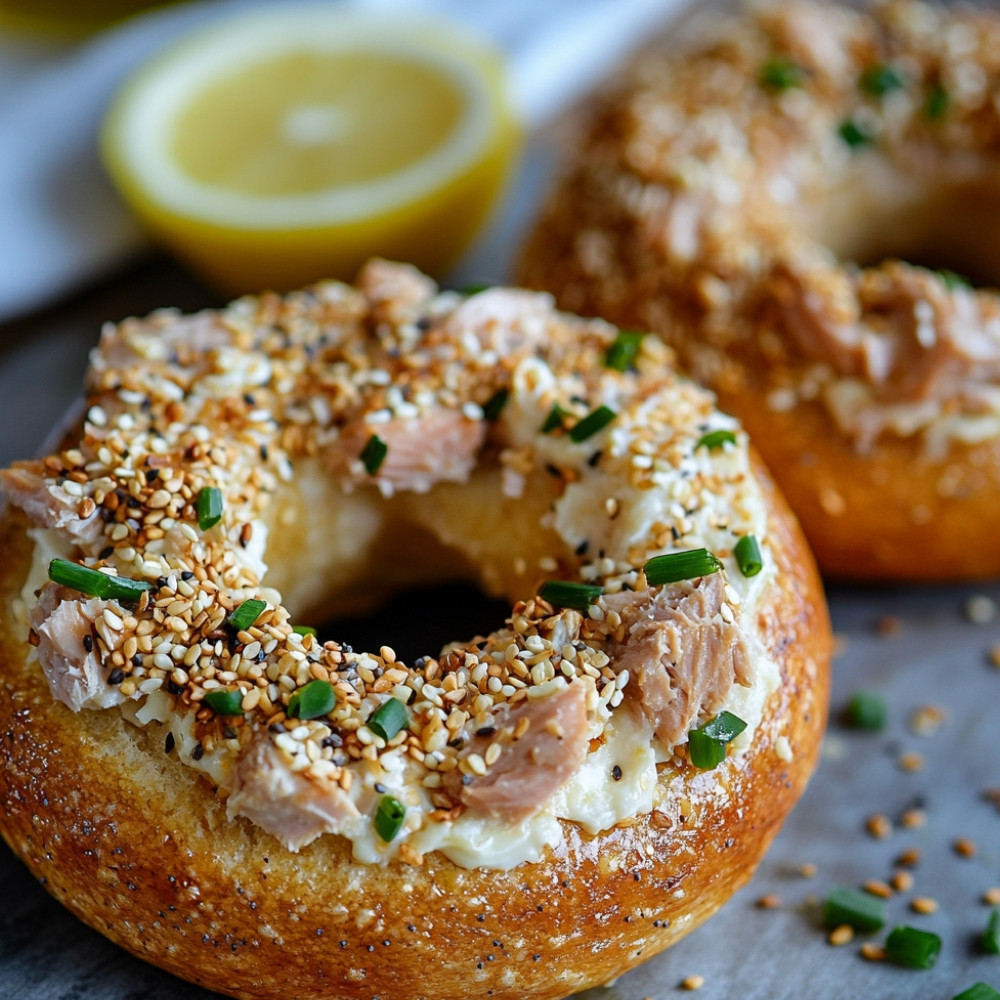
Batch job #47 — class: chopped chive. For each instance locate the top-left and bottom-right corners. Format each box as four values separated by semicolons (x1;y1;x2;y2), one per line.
460;282;492;296
688;711;747;769
569;405;616;443
203;689;245;716
734;535;763;577
605;329;644;372
885;925;942;969
374;794;406;842
823;886;887;932
539;580;603;611
286;679;336;720
938;268;971;291
860;63;906;96
696;428;738;451
48;558;154;603
954;985;1000;1000
925;82;950;120
644;548;723;586
839;117;874;148
291;624;317;637
759;57;806;91
197;485;223;530
360;434;388;476
541;404;567;433
482;388;509;422
228;598;266;632
368;697;409;741
981;909;1000;954
842;690;886;731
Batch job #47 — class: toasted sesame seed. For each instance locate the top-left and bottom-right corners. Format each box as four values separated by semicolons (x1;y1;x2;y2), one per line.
679;974;704;990
863;880;893;899
910;897;939;915
828;925;854;947
756;893;781;909
954;837;977;858
866;813;893;839
860;942;886;962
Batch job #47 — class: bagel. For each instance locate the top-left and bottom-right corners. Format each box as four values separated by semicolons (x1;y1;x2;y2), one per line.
519;0;1000;582
0;260;830;999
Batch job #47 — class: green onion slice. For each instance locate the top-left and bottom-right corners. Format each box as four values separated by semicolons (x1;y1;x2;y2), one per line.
482;388;509;422
644;548;723;586
374;794;406;842
286;679;336;720
860;63;906;96
197;485;224;530
823;886;887;932
368;697;409;741
539;580;603;611
541;404;567;434
981;909;1000;955
291;624;317;637
460;282;492;296
569;405;616;443
605;329;644;371
759;57;806;91
228;598;266;632
938;268;970;291
925;82;950;120
839;118;874;148
48;558;154;603
696;429;738;451
360;433;388;476
953;984;1000;1000
687;711;747;770
734;535;763;577
842;690;886;732
885;925;942;970
203;689;245;716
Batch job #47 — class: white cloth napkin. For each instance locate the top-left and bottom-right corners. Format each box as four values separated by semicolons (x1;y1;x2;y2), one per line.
0;0;691;322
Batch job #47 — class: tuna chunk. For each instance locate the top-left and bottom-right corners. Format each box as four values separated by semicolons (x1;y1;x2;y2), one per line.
2;464;103;547
357;258;436;326
445;681;590;823
602;575;752;747
227;732;360;851
327;408;485;494
444;287;554;356
29;585;124;712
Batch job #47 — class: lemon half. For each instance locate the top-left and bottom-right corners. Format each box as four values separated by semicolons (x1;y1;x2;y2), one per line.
101;5;520;295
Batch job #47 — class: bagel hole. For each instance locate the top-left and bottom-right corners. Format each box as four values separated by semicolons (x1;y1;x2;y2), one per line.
813;174;1000;289
319;583;510;664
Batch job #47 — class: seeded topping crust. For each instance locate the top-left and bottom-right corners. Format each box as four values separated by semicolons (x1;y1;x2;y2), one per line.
2;260;778;863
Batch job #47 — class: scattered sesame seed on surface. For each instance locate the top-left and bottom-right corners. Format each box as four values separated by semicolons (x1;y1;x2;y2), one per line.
910;897;939;915
828;925;854;947
679;974;705;990
756;893;782;909
953;838;977;859
860;942;887;962
866;814;893;839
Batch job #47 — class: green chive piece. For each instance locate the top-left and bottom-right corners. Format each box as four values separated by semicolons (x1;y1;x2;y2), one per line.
839;118;874;148
688;711;748;770
203;689;245;716
228;598;266;632
938;268;971;291
823;886;887;932
48;558;154;603
860;63;906;96
696;428;738;451
197;485;223;530
842;690;886;731
360;434;388;476
953;985;1000;1000
374;794;406;842
885;925;942;969
368;697;409;741
981;909;1000;955
482;388;509;422
644;548;723;586
460;282;492;296
292;625;317;637
539;580;603;611
925;82;950;120
734;535;763;577
286;679;336;720
541;404;567;434
605;329;645;372
759;57;806;91
569;405;616;443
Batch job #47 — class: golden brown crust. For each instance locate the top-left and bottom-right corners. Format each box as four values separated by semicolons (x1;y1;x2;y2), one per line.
0;452;828;999
519;0;1000;582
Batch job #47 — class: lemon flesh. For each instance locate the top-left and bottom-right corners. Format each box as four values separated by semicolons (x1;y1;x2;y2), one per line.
101;7;521;295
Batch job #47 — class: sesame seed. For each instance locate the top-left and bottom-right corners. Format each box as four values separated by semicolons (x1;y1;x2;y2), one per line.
828;925;854;947
679;974;705;990
910;897;939;915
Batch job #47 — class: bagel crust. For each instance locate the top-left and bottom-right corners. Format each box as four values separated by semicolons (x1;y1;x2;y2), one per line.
519;0;1000;582
0;262;830;999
